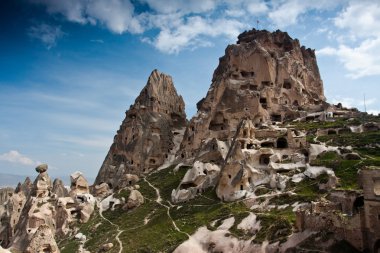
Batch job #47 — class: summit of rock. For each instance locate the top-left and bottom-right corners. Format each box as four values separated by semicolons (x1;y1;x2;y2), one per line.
95;70;187;188
178;28;325;162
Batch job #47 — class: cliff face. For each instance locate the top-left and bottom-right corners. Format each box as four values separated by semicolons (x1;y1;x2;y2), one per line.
177;29;325;160
95;69;187;188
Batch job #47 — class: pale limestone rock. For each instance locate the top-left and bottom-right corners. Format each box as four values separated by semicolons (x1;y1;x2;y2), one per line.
100;242;114;251
0;188;13;206
95;69;187;189
52;179;68;198
92;182;111;199
1;165;94;251
33;170;52;198
237;213;261;233
172;161;220;203
25;224;59;253
123;190;144;210
0;246;11;253
69;171;90;197
0;191;26;248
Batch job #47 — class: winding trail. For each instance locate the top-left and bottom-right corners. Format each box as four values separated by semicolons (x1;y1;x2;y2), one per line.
143;177;190;238
97;200;124;253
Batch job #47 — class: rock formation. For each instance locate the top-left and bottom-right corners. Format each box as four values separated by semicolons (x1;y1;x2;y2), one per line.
178;28;325;161
0;188;13;206
95;69;187;189
171;29;328;202
0;164;95;252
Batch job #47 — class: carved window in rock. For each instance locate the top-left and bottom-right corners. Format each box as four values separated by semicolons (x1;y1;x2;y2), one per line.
276;137;288;149
261;141;274;148
283;80;292;89
241;71;254;78
327;129;337;135
271;114;282;122
259;154;271;165
260;97;267;109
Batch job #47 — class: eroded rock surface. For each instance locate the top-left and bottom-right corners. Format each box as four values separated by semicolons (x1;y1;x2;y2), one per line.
95;69;187;189
178;28;325;162
0;165;95;252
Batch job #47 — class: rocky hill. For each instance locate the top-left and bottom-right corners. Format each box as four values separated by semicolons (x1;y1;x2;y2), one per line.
1;29;380;253
95;69;187;189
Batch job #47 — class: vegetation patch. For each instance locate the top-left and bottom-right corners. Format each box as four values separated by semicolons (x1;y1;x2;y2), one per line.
253;207;294;243
311;152;361;190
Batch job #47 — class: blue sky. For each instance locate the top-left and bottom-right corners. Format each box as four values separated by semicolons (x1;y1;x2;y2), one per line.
0;0;379;184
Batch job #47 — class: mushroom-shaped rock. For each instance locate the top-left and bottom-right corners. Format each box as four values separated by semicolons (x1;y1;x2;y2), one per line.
32;169;53;198
35;164;48;173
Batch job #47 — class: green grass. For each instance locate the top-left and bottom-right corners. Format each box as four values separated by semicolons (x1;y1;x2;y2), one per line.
69;165;259;252
291;118;350;131
318;131;380;147
59;240;80;253
253;207;294;243
310;151;362;190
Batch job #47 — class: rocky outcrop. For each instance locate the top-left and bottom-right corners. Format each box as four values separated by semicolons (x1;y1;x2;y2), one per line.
171;29;326;202
69;171;89;197
95;69;187;189
178;28;325;161
25;224;59;253
123;190;144;210
52;179;68;198
171;162;221;203
0;188;13;206
0;165;95;252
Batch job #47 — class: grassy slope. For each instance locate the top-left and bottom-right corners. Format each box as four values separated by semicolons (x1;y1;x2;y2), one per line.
60;165;306;252
58;116;380;252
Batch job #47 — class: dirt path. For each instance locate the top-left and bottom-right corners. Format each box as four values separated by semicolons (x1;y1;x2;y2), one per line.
143;177;190;238
97;201;124;253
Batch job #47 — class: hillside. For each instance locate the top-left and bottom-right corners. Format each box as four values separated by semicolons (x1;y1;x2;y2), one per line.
1;29;380;253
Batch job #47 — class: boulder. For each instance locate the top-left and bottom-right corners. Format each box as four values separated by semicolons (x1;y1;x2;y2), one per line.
70;171;90;196
92;183;111;199
100;242;114;251
123;190;144;210
35;164;48;173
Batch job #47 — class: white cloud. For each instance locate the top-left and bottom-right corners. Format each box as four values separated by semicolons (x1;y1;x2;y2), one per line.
27;23;64;49
334;1;380;39
145;16;246;54
0;150;40;166
367;109;380;115
268;0;344;28
318;1;380;78
140;0;217;14
29;0;253;53
318;37;380;78
224;0;268;16
32;0;143;34
86;0;143;34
